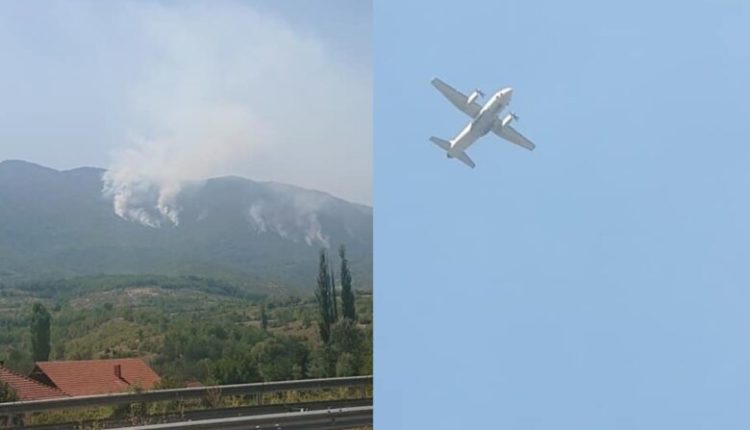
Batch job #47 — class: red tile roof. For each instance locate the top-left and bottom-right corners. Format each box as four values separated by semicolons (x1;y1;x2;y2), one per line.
0;364;67;401
31;358;161;396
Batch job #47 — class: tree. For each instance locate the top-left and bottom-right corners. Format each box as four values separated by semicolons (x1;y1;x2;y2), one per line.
260;302;268;332
359;325;373;375
0;380;18;403
329;260;338;322
30;303;51;362
330;319;363;357
335;353;358;377
306;345;331;378
329;319;365;376
250;337;308;382
210;352;260;384
339;245;356;321
315;250;336;343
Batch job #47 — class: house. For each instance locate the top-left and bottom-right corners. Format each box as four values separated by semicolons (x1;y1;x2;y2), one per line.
0;362;67;401
28;358;161;397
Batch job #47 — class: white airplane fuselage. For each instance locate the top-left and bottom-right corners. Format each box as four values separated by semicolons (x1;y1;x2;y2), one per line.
447;88;512;157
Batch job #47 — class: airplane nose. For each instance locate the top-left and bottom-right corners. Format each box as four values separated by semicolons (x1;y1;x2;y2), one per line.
502;88;513;101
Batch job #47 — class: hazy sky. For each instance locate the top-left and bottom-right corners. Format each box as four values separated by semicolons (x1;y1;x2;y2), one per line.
0;0;371;205
376;0;750;428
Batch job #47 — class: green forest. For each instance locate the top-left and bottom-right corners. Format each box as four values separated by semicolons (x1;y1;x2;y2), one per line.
0;248;372;388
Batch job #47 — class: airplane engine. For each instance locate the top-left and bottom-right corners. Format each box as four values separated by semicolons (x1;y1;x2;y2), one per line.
501;113;514;127
467;89;483;105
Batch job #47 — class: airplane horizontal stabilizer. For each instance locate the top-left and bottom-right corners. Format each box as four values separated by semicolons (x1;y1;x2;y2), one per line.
429;136;451;151
453;151;475;168
430;137;475;168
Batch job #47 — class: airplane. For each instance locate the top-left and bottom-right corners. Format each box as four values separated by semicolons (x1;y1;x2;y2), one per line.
430;77;535;168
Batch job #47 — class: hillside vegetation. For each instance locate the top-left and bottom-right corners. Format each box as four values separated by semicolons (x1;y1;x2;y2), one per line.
0;274;373;385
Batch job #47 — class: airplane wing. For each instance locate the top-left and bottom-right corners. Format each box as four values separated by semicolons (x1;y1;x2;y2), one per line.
431;78;482;118
492;123;536;151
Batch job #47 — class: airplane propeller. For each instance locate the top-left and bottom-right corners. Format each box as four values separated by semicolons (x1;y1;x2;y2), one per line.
510;112;519;121
467;89;484;105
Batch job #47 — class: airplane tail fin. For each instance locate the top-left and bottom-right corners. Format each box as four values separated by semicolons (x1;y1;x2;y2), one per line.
429;137;475;168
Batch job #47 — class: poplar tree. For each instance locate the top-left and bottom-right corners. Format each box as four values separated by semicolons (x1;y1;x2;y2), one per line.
330;259;338;322
339;245;356;321
315;250;334;343
260;302;268;332
30;303;51;362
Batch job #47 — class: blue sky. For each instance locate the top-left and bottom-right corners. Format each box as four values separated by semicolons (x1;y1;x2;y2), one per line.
0;0;371;204
375;0;750;428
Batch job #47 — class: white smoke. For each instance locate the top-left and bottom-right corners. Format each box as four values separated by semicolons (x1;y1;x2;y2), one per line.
102;2;371;227
300;213;328;248
291;191;332;247
245;193;332;248
247;203;268;233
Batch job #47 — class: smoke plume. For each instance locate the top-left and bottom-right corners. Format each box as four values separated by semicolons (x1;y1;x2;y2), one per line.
102;2;371;227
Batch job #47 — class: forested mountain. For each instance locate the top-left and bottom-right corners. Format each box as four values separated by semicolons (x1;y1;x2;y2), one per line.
0;160;372;290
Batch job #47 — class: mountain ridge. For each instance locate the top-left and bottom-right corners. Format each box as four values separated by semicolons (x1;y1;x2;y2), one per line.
0;159;372;209
0;160;372;291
